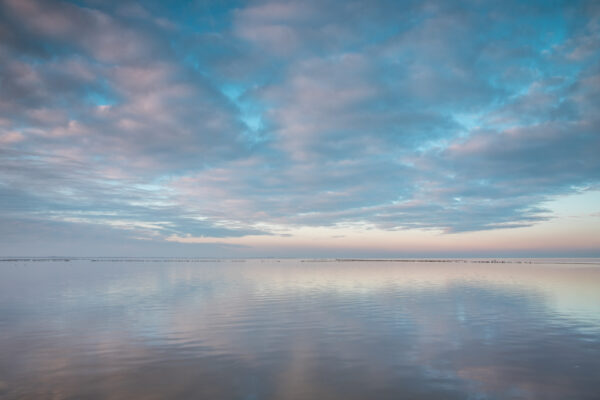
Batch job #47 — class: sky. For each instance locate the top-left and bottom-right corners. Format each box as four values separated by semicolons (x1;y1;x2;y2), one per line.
0;0;599;257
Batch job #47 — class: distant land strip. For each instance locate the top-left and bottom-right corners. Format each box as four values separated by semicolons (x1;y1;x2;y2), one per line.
1;257;599;265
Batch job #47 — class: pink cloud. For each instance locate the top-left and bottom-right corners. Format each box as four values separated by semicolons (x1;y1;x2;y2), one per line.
0;131;25;145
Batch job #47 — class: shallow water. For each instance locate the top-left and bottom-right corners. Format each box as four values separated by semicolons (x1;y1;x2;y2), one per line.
1;258;599;399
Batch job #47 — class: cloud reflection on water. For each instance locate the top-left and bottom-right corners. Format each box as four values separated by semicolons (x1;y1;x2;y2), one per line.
0;260;599;399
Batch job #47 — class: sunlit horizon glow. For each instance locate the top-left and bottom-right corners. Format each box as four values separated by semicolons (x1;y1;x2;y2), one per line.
1;0;599;257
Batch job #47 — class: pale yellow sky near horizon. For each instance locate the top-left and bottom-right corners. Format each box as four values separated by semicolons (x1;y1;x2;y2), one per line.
167;190;600;255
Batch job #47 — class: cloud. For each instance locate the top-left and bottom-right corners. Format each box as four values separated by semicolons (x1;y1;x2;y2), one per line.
0;0;598;254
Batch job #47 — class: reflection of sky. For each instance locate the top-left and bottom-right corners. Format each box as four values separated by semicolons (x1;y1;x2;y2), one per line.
1;260;599;399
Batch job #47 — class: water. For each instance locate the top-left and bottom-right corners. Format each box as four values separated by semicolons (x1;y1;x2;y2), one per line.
1;258;599;399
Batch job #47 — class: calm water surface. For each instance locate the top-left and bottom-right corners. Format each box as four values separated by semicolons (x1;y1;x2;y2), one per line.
1;259;599;399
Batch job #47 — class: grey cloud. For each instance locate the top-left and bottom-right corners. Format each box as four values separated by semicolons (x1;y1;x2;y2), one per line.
0;148;267;240
0;216;250;257
0;0;599;252
1;0;251;173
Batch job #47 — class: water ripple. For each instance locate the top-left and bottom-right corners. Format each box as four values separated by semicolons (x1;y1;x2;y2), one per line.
0;259;599;399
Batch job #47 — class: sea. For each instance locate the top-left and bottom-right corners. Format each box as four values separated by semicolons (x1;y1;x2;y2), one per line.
1;258;599;399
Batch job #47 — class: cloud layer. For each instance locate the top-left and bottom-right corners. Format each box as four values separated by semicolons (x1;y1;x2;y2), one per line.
1;0;599;255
